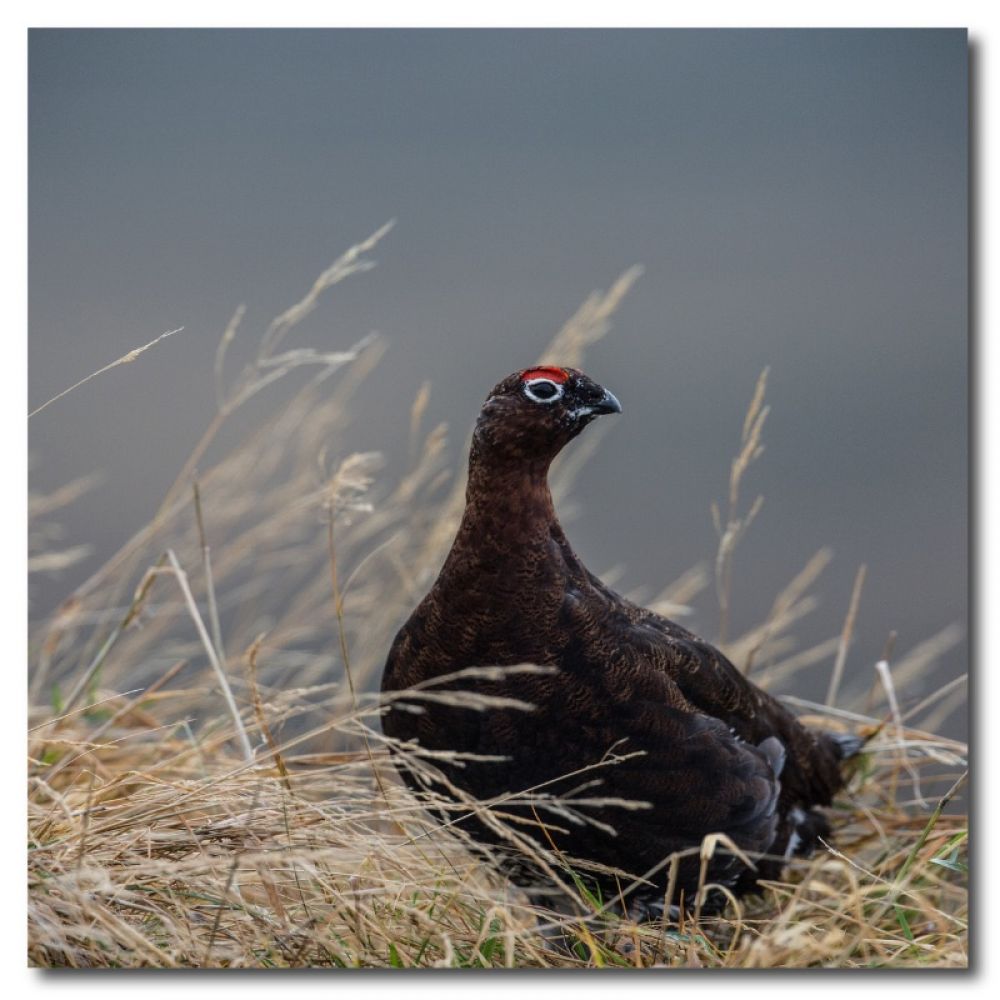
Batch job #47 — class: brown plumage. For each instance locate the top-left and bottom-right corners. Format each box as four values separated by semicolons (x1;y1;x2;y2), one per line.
381;366;860;915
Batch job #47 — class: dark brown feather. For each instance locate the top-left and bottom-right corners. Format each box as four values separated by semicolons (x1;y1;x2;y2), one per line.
381;367;858;913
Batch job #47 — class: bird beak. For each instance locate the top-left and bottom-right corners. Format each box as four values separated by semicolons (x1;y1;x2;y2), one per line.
590;388;622;415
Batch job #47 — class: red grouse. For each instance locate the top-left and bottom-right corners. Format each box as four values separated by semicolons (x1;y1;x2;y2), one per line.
381;366;860;916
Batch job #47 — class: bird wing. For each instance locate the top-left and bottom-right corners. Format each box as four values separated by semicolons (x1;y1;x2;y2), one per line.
522;657;784;893
595;688;782;843
618;606;846;806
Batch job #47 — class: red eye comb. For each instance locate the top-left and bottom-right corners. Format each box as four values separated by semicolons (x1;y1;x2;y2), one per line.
521;366;569;384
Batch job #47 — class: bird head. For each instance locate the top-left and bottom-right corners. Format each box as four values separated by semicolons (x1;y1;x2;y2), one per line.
471;366;622;466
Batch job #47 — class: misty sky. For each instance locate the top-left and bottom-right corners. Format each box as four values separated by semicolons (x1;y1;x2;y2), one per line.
28;29;967;724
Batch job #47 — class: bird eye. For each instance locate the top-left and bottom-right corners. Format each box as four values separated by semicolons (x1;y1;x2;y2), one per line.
524;379;562;403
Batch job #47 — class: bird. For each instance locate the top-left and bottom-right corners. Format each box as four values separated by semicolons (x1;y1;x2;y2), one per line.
380;365;861;917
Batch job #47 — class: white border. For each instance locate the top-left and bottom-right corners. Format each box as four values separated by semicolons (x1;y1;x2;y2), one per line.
0;1;986;28
5;5;990;995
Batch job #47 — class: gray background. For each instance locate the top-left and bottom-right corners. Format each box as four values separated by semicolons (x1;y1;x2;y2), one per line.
28;29;967;724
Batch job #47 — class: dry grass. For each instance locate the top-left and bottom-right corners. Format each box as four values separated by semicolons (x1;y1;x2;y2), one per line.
27;226;968;968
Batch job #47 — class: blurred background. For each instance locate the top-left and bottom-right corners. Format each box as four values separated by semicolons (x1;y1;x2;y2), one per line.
28;29;967;733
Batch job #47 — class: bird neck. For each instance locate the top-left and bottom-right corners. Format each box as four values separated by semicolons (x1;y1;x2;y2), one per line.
430;452;588;620
461;456;558;547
